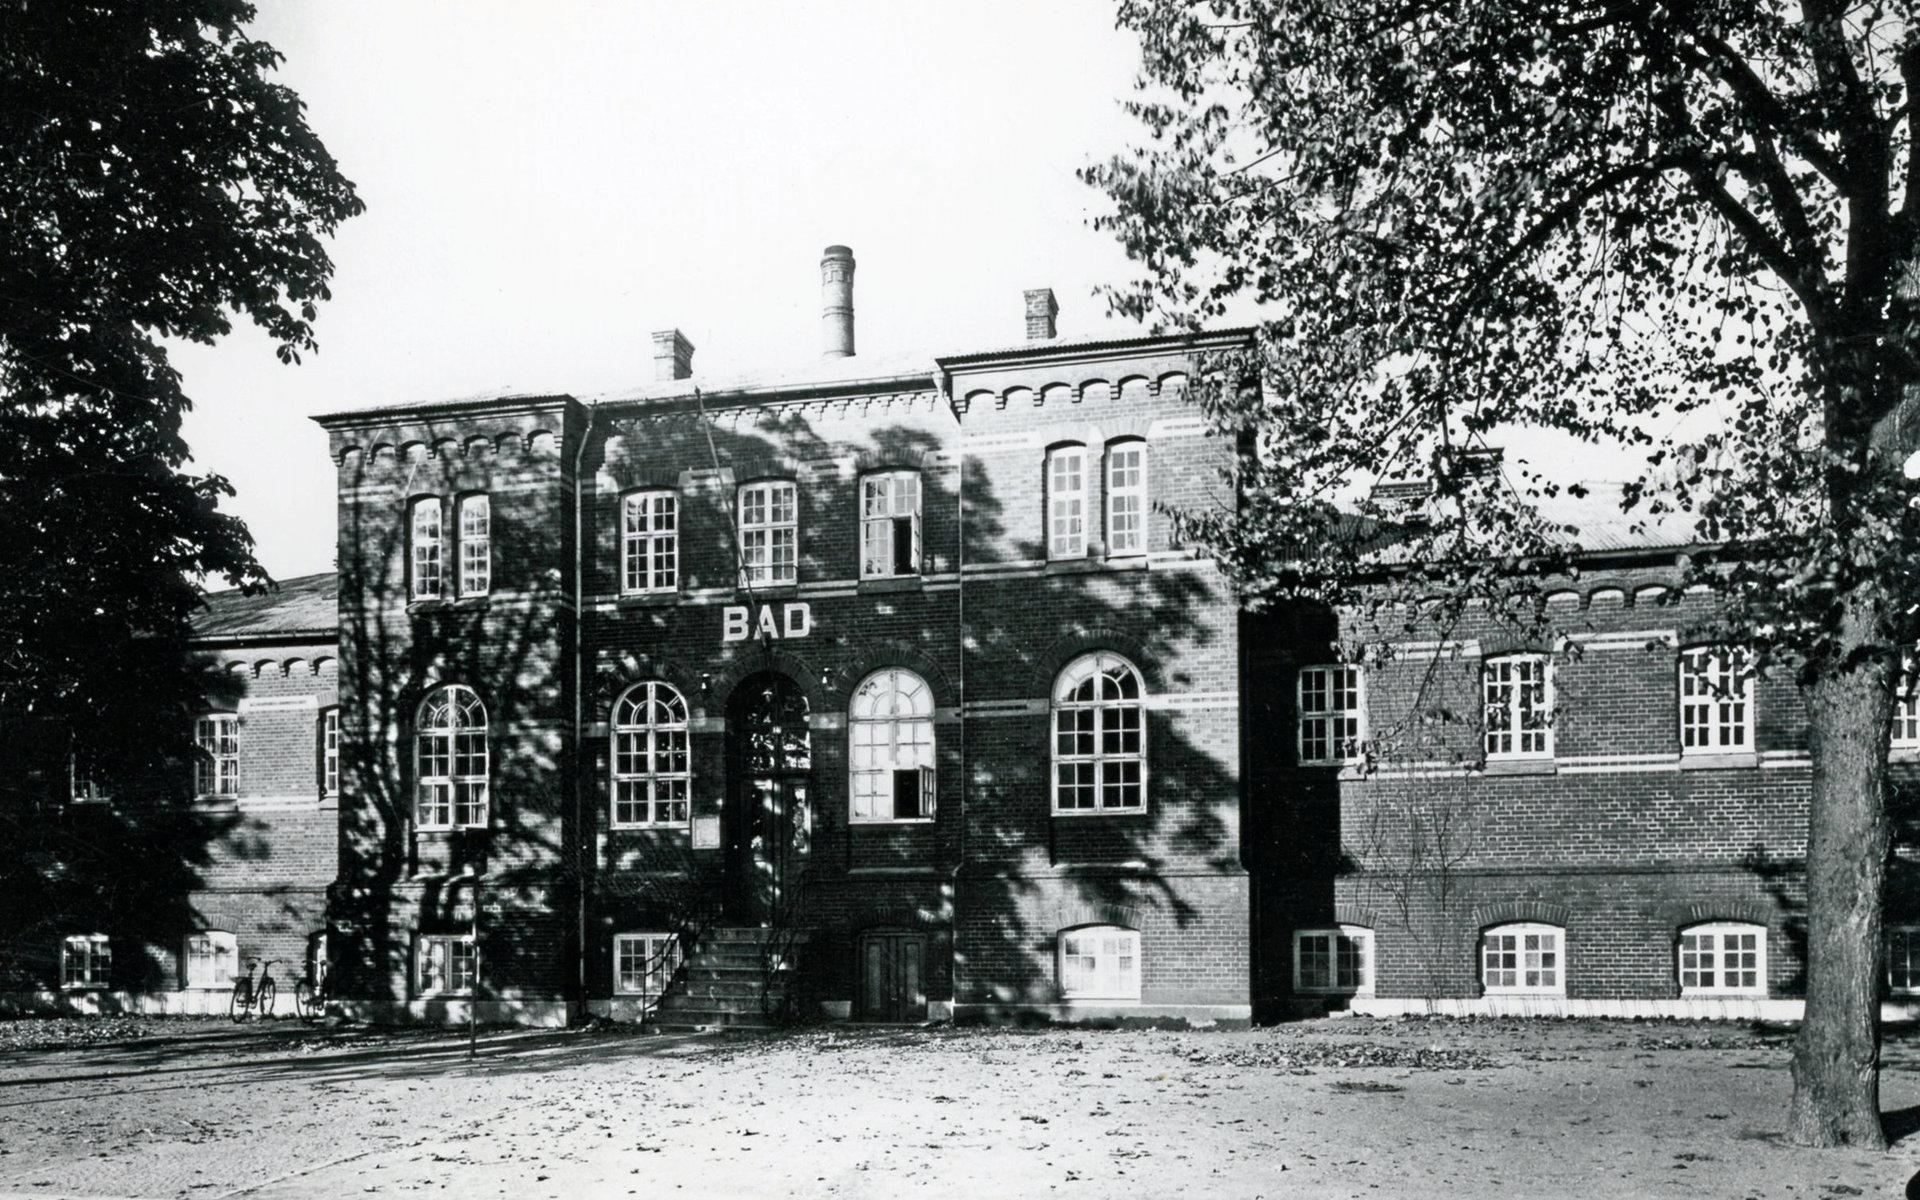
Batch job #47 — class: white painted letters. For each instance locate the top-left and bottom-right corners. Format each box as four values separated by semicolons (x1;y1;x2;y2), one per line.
720;601;814;643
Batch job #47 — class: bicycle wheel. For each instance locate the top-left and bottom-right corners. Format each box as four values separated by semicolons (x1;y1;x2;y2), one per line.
295;980;316;1021
257;976;276;1018
229;980;249;1022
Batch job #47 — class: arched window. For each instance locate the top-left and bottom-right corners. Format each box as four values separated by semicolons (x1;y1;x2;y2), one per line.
1058;925;1141;1001
1678;921;1766;996
849;669;935;822
416;685;488;829
611;682;690;828
1052;652;1146;814
1480;923;1565;996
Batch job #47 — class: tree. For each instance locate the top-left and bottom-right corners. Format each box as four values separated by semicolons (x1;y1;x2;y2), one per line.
1086;0;1918;1147
0;0;362;786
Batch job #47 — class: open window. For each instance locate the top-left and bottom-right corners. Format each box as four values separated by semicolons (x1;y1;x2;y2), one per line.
849;669;935;822
860;472;921;578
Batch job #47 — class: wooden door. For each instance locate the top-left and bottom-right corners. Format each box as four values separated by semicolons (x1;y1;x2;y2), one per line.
860;931;926;1022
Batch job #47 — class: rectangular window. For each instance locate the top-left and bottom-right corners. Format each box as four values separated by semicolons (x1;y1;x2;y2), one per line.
183;932;238;989
457;494;490;597
1058;927;1141;1001
417;934;477;997
1481;924;1564;995
614;932;681;998
70;752;106;804
1047;447;1087;559
1484;655;1553;759
621;491;679;594
1679;647;1752;753
195;714;239;798
410;497;443;600
1293;927;1373;994
1678;924;1765;995
1106;442;1147;556
1891;927;1920;995
61;935;110;990
1895;654;1919;750
321;709;340;796
860;472;922;578
739;480;798;586
1297;665;1364;765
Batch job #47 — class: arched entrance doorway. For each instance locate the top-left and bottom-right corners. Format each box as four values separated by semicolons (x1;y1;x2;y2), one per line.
725;672;811;923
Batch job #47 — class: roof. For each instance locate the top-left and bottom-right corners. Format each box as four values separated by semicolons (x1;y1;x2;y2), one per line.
193;572;338;642
1362;480;1707;565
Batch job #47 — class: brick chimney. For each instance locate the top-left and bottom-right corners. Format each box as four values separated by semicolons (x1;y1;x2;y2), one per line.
821;245;855;358
1024;288;1059;340
652;329;694;381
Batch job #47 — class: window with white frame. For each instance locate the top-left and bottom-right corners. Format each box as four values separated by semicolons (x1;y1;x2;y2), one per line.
1677;922;1766;996
614;932;681;998
1481;923;1564;995
1484;654;1553;759
409;496;443;600
621;490;679;594
70;750;106;804
1894;652;1919;750
1047;445;1088;559
195;713;239;798
1058;925;1141;1001
1297;665;1364;765
416;933;477;997
183;931;238;989
61;934;110;990
320;707;340;796
611;682;690;828
860;472;921;578
738;480;798;586
457;493;490;597
415;685;488;829
849;669;935;822
1891;926;1920;995
1051;652;1146;814
1294;926;1373;994
1106;441;1147;556
1678;646;1753;753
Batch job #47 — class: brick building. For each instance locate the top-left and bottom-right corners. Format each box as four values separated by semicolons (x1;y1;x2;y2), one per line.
11;247;1919;1025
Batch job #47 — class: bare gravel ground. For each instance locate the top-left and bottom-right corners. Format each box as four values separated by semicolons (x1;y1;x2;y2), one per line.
0;1015;1917;1199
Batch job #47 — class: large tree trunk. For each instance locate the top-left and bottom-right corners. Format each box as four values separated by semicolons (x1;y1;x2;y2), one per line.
1787;585;1895;1149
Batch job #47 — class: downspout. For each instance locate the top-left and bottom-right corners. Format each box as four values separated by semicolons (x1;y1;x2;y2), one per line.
571;401;596;1022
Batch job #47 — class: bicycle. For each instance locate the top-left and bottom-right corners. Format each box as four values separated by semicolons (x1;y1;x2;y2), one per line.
229;958;279;1021
293;958;330;1021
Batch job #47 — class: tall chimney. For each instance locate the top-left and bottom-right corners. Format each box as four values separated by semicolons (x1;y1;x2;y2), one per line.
1024;288;1059;340
821;245;855;358
651;328;694;381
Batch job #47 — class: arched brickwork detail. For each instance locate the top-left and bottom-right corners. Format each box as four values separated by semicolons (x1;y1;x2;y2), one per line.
1030;627;1160;695
835;641;956;713
1332;903;1378;930
1589;586;1626;606
1054;901;1142;933
1471;899;1572;929
595;656;704;711
707;647;830;720
1479;636;1553;659
1665;899;1776;930
1104;418;1153;441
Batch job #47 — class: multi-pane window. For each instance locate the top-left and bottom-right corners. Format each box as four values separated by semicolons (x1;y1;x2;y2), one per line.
415;685;488;829
410;496;443;600
195;713;239;798
1294;926;1373;994
457;494;490;597
860;472;921;578
1890;926;1920;995
614;932;681;999
1679;646;1752;753
1106;441;1147;556
183;931;238;989
1052;652;1146;814
739;480;798;586
1297;665;1364;765
61;934;110;990
416;933;477;997
1677;922;1766;996
1047;445;1088;559
611;682;690;828
849;669;935;822
1481;923;1564;995
1058;925;1141;1001
320;708;340;796
1484;654;1552;759
70;751;106;804
621;490;679;594
1895;652;1919;749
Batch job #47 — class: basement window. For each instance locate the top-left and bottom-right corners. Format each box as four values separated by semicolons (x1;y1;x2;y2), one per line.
1891;927;1920;996
614;932;680;999
1481;923;1564;996
1677;922;1766;997
416;934;477;998
1058;925;1140;1002
1294;926;1373;995
61;934;111;990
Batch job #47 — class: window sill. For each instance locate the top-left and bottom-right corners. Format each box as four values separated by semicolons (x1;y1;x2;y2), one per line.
1482;757;1556;777
1060;995;1142;1005
60;985;107;993
1482;990;1566;999
1678;752;1760;771
1296;987;1375;998
1892;745;1920;762
736;581;801;597
850;817;936;827
1043;558;1105;576
1100;553;1149;571
607;824;691;835
855;575;924;595
1051;808;1148;819
1679;990;1768;1000
615;591;680;609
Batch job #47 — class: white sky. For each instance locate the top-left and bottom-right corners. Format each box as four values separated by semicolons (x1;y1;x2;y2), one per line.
172;1;1155;580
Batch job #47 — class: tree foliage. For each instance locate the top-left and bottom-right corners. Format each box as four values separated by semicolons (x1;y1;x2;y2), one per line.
1087;0;1917;1147
0;0;361;785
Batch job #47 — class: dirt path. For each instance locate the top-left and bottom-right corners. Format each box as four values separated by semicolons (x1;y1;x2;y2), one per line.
0;1017;1915;1198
